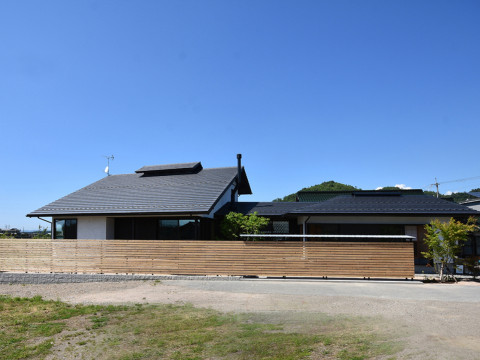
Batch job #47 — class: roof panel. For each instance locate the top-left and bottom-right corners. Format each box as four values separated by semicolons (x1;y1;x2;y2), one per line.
28;167;240;217
290;194;480;215
217;194;480;217
135;162;202;175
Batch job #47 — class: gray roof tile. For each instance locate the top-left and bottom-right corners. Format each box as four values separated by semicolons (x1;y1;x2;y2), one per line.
28;167;250;217
218;194;480;217
291;194;480;215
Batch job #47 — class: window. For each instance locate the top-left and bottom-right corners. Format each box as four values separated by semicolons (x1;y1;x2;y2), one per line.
114;217;199;240
54;219;77;239
158;220;179;240
159;219;198;240
179;220;196;239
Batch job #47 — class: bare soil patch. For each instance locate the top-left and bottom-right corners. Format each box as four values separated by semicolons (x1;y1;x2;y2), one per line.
1;280;479;359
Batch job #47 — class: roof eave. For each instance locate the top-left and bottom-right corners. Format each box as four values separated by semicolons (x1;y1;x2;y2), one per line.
287;212;480;217
27;210;211;218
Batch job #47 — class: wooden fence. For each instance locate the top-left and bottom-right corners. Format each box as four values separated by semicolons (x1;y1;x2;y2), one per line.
0;239;414;278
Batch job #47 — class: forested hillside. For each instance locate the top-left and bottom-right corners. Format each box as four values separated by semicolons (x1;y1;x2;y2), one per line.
272;181;359;202
272;181;480;204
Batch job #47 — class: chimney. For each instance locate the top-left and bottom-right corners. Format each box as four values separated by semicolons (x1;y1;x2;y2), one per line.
237;154;242;187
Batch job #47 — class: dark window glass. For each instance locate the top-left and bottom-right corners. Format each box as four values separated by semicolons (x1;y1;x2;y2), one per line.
272;221;289;234
114;218;134;239
308;224;403;236
475;236;480;256
54;219;77;239
462;238;473;256
179;220;196;239
158;220;179;240
55;220;65;239
135;218;157;240
113;218;200;240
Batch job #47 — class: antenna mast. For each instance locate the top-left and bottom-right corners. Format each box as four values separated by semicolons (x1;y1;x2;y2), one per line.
104;155;114;176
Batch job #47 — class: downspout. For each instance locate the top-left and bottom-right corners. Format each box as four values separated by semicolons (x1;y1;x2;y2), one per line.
303;216;310;260
303;216;311;243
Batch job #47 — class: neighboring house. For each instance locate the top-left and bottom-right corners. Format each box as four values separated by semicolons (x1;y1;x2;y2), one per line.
461;192;480;212
0;228;21;237
27;157;251;240
460;194;480;258
218;190;480;264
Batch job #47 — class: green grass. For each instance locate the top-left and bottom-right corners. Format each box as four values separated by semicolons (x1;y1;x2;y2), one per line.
0;295;403;360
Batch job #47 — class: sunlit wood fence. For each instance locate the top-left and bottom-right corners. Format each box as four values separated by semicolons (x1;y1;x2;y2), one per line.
0;239;414;278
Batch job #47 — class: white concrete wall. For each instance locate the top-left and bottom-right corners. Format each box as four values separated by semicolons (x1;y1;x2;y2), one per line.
77;216;107;239
207;183;237;218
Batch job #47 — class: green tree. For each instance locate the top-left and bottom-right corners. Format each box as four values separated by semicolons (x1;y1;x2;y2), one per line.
273;181;359;202
422;217;478;282
32;225;51;239
220;212;270;240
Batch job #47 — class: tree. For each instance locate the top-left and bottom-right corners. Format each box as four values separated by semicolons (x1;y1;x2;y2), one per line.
273;181;359;202
32;225;51;239
220;212;270;240
422;217;478;282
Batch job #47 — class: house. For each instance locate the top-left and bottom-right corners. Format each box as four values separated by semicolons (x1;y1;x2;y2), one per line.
27;156;479;266
17;158;480;278
27;156;251;240
461;192;480;212
460;194;480;258
217;189;480;264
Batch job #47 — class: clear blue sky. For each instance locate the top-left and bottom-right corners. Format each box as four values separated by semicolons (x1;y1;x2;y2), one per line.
1;0;479;230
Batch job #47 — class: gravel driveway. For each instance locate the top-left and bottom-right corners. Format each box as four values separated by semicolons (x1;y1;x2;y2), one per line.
1;278;479;360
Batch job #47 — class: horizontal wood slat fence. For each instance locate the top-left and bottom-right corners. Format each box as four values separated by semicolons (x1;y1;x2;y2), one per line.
0;239;414;278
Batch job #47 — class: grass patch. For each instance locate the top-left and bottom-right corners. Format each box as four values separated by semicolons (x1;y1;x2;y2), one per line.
0;295;403;360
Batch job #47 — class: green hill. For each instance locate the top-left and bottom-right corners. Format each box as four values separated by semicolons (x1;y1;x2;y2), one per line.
273;182;479;204
272;181;359;202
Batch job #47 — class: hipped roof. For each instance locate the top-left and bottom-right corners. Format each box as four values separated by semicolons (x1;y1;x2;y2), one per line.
218;194;480;217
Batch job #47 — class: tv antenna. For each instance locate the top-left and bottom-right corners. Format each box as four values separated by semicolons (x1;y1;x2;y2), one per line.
104;155;114;176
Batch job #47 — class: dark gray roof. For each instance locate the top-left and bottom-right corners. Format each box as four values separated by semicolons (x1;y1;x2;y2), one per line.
135;162;202;174
217;202;307;217
469;192;480;198
296;189;424;202
28;166;252;217
218;194;480;217
289;195;480;215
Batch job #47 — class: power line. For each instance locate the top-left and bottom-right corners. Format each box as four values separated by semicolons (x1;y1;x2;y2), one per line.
425;175;480;197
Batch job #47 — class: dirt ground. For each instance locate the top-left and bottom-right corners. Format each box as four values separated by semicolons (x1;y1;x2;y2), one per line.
1;279;479;360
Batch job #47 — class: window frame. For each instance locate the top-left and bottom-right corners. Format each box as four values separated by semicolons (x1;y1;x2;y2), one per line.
53;218;77;239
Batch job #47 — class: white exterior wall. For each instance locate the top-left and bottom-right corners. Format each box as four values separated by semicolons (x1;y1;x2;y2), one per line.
77;216;108;239
206;183;237;218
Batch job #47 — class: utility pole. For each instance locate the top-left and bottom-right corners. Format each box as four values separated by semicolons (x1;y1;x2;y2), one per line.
434;177;440;198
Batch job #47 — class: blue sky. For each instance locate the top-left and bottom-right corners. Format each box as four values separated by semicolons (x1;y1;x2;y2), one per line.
1;0;479;230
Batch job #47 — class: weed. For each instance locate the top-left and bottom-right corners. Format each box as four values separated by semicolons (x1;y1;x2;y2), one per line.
0;295;403;360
